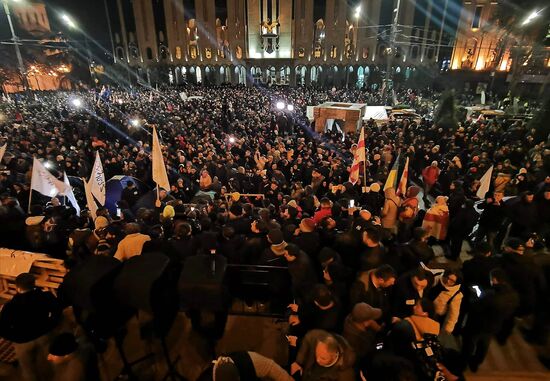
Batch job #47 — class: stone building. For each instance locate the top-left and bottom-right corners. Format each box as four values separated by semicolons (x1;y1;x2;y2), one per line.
105;0;464;87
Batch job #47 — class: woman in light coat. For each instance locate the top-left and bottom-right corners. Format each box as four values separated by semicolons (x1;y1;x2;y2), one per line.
381;187;401;234
428;269;463;334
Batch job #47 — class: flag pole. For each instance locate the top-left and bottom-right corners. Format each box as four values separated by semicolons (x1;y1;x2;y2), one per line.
27;189;32;214
28;161;33;213
362;126;367;192
156;183;160;208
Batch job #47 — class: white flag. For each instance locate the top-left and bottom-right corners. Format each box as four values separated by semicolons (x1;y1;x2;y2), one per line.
30;157;67;197
62;172;80;216
476;165;494;199
0;144;6;164
83;177;98;220
152;126;170;191
89;151;106;205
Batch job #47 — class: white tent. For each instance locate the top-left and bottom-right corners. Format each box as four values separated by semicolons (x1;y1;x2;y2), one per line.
363;106;389;121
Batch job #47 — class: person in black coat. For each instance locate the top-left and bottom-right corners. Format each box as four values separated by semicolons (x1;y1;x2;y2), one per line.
225;203;251;235
462;268;520;372
284;244;318;300
120;181;141;208
475;190;507;251
0;273;62;381
291;218;321;258
447;199;478;260
506;191;538;239
239;219;269;264
462;242;499;290
391;268;431;318
499;238;539;322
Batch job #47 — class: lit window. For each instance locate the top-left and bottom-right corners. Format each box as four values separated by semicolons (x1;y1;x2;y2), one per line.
175;46;182;59
472;6;482;29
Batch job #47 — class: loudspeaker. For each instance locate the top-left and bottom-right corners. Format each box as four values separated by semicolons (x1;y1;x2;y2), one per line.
179;254;229;311
59;255;133;339
113;252;179;336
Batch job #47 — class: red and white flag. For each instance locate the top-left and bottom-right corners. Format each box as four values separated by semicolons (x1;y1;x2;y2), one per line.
396;156;409;197
348;127;366;185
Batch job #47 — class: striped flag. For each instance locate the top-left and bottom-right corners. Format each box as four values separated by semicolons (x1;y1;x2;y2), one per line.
476;165;494;199
384;154;400;191
348;127;366;185
396;156;409;197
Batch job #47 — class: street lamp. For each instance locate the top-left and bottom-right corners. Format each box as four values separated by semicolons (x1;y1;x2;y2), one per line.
286;104;294;112
521;9;542;26
276;101;285;110
71;98;83;108
2;0;29;94
59;12;95;87
130;118;140;127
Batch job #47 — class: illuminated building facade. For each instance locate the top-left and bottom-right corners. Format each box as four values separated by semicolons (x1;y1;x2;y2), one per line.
106;0;464;86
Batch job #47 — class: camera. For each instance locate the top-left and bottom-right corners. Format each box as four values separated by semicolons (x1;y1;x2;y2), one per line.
412;334;446;381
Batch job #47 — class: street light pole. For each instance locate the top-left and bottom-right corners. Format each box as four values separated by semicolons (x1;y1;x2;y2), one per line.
2;0;29;94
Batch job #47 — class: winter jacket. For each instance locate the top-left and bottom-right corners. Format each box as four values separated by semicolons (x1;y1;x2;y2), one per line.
381;188;401;231
430;275;463;333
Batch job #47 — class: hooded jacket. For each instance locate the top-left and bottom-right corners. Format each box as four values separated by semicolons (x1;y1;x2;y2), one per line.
430;274;463;333
381;188;401;230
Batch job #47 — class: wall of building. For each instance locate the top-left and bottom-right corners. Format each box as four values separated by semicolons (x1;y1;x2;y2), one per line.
105;0;510;87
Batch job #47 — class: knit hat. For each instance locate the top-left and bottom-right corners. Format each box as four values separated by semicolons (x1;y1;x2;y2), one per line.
162;205;175;219
351;302;382;323
94;216;109;230
49;333;78;356
370;182;381;192
268;229;284;245
299;218;317;232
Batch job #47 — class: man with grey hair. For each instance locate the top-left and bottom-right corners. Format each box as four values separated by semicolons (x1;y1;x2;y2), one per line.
290;329;356;381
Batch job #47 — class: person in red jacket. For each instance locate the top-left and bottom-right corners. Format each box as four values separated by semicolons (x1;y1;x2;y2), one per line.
422;161;441;197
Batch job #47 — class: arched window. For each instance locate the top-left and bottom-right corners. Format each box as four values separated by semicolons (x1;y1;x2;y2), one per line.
146;47;153;60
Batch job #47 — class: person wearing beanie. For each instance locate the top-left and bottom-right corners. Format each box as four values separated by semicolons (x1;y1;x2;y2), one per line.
342;303;382;366
292;218;321;257
259;229;288;266
48;333;98;381
0;273;62;381
362;182;384;216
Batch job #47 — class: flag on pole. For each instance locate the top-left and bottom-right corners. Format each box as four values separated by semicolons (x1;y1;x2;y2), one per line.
0;143;6;164
384;154;401;191
83;177;98;220
30;157;67;197
61;172;80;215
396;156;409;197
152;126;170;191
476;165;494;199
348;127;366;185
89;151;106;205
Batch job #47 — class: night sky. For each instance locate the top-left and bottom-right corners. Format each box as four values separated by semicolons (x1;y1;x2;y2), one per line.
1;0;111;60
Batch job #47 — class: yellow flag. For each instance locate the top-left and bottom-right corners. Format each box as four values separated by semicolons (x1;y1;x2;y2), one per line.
384;154;400;191
152;126;170;191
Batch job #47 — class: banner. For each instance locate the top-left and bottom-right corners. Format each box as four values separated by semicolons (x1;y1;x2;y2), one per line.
396;157;409;197
30;158;67;197
476;165;494;199
349;127;366;185
152;126;170;191
0;144;6;164
83;177;98;220
61;172;80;216
89;151;106;205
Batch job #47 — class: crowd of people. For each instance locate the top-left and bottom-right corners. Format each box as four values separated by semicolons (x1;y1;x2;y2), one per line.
0;84;549;381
